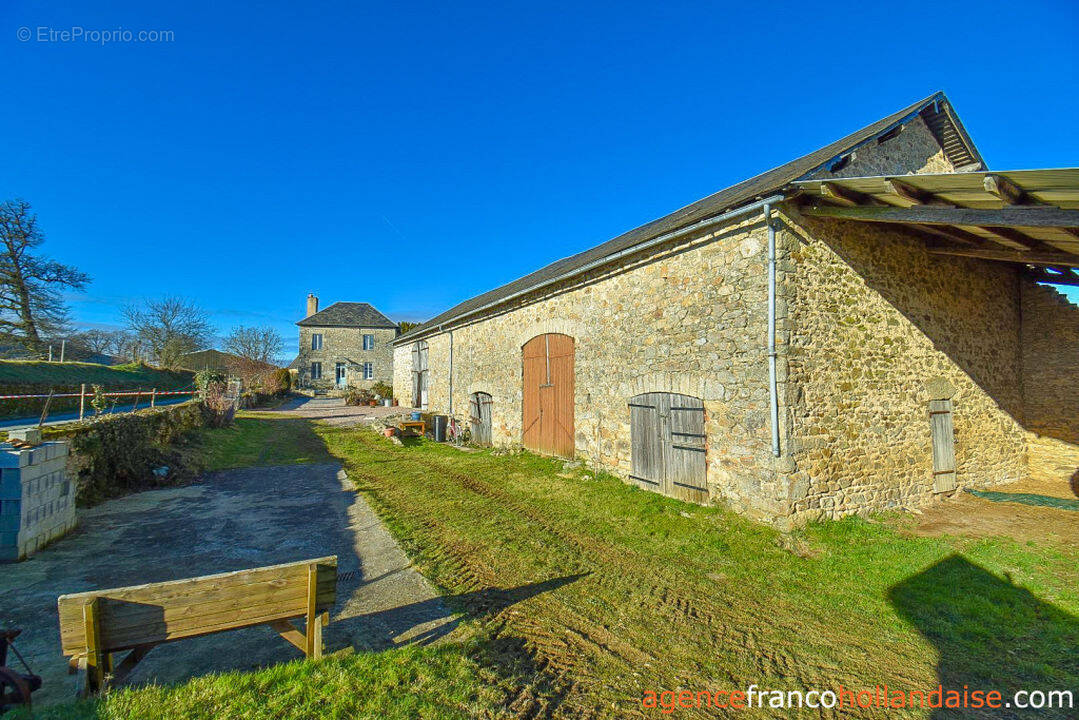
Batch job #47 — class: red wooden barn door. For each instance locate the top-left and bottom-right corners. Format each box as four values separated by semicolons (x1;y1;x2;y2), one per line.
522;334;575;457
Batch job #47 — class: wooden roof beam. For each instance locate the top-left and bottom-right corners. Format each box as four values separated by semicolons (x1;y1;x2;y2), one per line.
883;178;951;207
976;226;1036;251
819;182;879;207
926;244;1079;268
983;174;1032;206
803;203;1079;228
1024;266;1079;286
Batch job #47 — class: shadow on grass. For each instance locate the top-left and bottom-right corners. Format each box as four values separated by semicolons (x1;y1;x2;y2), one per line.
334;573;588;650
889;555;1079;719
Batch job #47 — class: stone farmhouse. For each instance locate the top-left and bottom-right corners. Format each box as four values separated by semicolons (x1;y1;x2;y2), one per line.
292;295;398;391
392;92;1079;523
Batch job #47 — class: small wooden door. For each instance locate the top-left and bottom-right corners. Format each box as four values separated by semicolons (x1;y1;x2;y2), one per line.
470;392;493;445
629;393;708;504
522;334;575;457
929;398;957;493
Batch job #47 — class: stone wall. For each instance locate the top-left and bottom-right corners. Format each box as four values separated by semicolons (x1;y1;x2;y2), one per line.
806;115;955;180
1019;281;1079;484
296;326;397;390
394;214;785;518
1020;281;1079;443
390;120;999;522
0;441;74;562
782;208;1028;520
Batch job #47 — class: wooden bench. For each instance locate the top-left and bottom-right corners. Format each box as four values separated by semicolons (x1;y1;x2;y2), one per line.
57;556;336;696
400;420;426;435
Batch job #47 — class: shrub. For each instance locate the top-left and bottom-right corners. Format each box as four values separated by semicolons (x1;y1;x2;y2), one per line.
42;402;208;506
371;381;393;399
266;367;291;395
345;387;374;406
195;369;234;427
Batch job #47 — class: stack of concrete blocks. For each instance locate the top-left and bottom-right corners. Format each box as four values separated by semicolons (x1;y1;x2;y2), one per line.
0;428;75;562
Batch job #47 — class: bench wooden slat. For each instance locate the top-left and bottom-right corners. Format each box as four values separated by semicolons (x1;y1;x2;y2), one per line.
58;576;336;653
57;557;336;656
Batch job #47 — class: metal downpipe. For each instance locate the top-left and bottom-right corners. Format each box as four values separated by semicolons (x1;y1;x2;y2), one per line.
766;203;780;457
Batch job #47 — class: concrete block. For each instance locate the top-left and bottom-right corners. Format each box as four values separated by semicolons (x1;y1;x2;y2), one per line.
8;427;42;445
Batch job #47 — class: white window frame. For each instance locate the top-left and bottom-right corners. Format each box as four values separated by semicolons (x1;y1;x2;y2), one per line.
362;362;374;380
310;361;322;380
362;334;375;350
311;333;323;350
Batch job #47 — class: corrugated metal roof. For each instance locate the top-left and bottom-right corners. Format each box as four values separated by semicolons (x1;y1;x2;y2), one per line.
297;302;397;329
397;91;977;343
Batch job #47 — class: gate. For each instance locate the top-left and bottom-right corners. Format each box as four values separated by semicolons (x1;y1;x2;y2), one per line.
522;334;575;457
470;392;493;445
629;392;708;504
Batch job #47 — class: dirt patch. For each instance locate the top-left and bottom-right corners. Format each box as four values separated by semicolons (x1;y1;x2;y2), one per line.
899;476;1079;545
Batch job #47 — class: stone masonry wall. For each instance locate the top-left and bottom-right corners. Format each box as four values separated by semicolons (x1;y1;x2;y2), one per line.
1019;281;1079;485
806;115;954;180
296;326;396;390
782;208;1028;520
395;215;786;519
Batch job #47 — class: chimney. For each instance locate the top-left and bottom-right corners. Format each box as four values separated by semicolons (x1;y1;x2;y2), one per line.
306;294;319;317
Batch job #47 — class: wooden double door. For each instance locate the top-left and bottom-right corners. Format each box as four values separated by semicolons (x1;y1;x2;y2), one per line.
629;392;708;504
522;334;575;457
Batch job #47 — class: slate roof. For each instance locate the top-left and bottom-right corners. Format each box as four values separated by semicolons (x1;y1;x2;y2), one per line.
396;92;982;344
297;302;397;329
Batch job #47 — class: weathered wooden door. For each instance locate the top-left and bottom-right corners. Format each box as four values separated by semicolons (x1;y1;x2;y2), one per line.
929;398;957;493
522;334;575;457
629;393;708;503
470;392;493;445
411;341;429;409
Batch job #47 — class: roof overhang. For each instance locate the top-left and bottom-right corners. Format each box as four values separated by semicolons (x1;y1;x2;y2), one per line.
792;169;1079;285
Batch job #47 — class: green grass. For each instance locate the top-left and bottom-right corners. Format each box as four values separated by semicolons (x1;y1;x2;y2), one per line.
16;639;525;720
0;360;193;388
192;412;333;471
313;427;1079;718
29;418;1079;719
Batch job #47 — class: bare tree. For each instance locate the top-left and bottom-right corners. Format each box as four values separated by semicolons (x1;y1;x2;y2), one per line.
123;296;213;367
0;199;90;353
223;325;283;365
71;328;137;361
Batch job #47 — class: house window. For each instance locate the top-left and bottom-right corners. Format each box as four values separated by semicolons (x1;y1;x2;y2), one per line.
310;362;322;380
362;362;374;380
311;333;323;350
363;334;375;350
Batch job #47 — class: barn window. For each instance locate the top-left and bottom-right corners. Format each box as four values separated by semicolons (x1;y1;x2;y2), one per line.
629;393;708;504
362;362;374;380
363;334;375;350
310;362;322;380
311;333;323;350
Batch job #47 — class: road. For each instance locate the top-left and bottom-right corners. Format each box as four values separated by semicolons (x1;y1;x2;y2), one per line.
0;395;190;430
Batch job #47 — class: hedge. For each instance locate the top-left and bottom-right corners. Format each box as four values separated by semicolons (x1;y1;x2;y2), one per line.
40;401;209;506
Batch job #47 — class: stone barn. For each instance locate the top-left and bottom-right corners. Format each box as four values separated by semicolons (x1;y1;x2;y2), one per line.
391;92;1079;523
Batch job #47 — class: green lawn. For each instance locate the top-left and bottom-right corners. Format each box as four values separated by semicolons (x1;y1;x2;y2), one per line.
28;417;1079;719
193;412;333;471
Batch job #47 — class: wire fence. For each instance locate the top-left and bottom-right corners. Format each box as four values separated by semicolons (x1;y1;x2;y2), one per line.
0;386;200;426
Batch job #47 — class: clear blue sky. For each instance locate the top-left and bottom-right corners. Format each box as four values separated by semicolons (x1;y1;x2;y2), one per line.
2;0;1078;361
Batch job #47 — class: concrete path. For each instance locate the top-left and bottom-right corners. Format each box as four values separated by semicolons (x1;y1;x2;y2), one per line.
0;462;456;706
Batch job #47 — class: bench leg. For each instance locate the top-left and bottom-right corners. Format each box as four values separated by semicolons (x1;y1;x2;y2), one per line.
82;598;107;695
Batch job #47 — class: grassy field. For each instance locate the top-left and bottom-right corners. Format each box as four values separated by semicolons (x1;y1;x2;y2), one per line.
25;415;1079;719
0;361;195;419
0;360;192;388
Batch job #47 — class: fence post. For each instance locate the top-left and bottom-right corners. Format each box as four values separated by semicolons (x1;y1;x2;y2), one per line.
79;384;86;421
151;388;157;408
